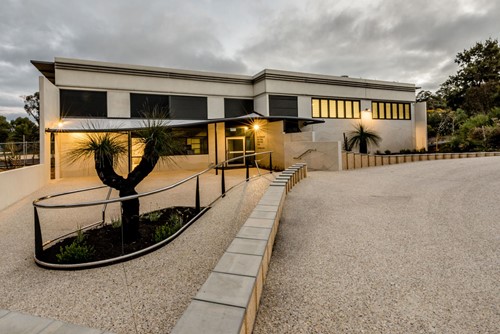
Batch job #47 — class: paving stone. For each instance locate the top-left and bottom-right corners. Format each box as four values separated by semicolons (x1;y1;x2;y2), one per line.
171;300;245;334
244;217;275;229
249;210;277;220
0;311;54;334
213;252;262;277
194;272;256;308
237;226;272;240
226;238;267;256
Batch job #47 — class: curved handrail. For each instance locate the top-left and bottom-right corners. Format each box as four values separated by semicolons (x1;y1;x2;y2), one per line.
33;151;272;209
33;151;274;269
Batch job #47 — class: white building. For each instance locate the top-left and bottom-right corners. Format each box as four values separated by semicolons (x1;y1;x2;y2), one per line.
32;57;426;179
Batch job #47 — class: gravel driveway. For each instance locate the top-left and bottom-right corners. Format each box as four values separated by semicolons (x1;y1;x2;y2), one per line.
254;157;500;333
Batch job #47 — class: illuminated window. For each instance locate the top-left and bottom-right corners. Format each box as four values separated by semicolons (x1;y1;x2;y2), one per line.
311;98;361;119
371;101;411;120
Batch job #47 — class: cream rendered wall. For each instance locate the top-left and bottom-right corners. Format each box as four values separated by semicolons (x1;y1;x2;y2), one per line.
264;79;415;102
415;102;428;150
254;94;268;116
257;121;285;169
40;76;60;179
0;165;47;211
284;141;342;171
56;69;254;98
208;96;224;119
108;91;130;118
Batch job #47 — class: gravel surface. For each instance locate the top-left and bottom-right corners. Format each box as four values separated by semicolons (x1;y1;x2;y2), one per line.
0;168;272;334
254;157;500;334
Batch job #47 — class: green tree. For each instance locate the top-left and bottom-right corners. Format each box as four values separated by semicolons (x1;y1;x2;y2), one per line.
68;111;182;242
439;38;500;113
10;117;39;142
22;92;40;125
347;123;381;154
0;116;11;142
416;90;447;110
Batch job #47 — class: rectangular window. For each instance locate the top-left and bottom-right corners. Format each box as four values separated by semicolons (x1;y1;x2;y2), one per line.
371;101;412;120
173;126;208;155
130;93;169;118
60;90;107;118
320;100;329;118
130;94;207;119
269;95;298;117
224;99;254;118
170;95;208;120
312;99;320;118
329;100;337;118
311;98;361;119
353;101;360;119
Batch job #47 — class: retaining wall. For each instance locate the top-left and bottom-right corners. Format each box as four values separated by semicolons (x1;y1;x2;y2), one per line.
172;163;307;334
0;164;48;211
342;151;500;170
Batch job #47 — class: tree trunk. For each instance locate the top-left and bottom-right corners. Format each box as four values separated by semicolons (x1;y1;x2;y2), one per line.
360;141;368;154
119;188;140;242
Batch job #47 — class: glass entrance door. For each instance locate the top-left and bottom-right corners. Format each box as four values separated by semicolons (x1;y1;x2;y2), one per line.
226;137;245;166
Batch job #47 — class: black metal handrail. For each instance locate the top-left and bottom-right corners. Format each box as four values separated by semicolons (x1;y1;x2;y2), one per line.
33;151;273;269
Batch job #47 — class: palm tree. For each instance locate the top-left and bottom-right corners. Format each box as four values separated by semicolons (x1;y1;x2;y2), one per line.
347;123;381;154
68;112;182;242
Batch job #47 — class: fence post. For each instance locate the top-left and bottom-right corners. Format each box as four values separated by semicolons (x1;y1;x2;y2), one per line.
195;175;200;212
269;152;273;173
246;162;249;181
34;207;43;258
221;164;226;197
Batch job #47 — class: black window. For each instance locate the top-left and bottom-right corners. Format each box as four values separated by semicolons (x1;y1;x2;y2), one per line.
60;90;107;118
173;126;208;155
224;99;254;118
269;95;298;117
170;96;207;120
130;93;169;118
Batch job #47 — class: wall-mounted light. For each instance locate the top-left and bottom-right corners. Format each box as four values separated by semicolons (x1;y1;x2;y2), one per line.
253;124;260;131
361;108;372;121
57;120;64;128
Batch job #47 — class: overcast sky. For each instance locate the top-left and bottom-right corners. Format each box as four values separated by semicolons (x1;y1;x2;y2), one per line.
1;0;499;120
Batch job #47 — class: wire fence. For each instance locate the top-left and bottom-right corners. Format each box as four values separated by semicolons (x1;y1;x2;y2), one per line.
0;141;40;170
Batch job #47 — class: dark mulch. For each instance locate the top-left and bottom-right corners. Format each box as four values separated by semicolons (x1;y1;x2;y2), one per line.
41;206;201;264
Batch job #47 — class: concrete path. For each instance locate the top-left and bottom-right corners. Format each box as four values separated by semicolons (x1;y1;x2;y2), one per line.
0;168;272;334
254;157;500;333
0;309;113;334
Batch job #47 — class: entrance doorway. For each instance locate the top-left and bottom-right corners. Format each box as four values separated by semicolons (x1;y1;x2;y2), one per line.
226;136;245;166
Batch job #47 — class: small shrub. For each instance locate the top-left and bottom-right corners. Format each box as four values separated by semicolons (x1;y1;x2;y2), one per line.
146;210;162;222
384;150;391;155
111;217;122;228
153;213;184;243
56;229;95;264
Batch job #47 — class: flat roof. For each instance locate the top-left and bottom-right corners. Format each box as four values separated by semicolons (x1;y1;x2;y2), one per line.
32;57;416;92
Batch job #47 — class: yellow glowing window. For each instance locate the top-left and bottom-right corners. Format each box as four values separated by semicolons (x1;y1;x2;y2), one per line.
329;100;337;118
353;101;360;118
345;101;353;118
337;101;345;118
372;103;378;118
312;99;320;118
320;100;329;118
405;104;410;119
398;104;404;119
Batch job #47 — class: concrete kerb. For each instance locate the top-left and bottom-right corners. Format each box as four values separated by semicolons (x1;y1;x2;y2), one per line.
172;164;307;334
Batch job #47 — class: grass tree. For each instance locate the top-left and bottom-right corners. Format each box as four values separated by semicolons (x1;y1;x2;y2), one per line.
348;123;381;154
68;114;182;242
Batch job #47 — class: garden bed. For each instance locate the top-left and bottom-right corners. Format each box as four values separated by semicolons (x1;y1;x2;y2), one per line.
41;206;202;264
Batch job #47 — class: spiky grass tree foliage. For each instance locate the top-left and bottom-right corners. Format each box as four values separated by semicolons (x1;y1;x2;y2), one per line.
68;114;182;242
347;123;382;154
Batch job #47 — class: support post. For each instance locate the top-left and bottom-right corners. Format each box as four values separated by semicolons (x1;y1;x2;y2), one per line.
246;162;249;181
269;152;273;173
221;164;226;197
34;207;43;258
195;175;200;212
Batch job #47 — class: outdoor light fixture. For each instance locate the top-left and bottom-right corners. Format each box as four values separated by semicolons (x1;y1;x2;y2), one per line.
57;120;64;128
361;108;372;121
253;124;260;131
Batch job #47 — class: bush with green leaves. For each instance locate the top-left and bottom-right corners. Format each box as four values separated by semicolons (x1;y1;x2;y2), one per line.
153;213;183;243
56;229;95;264
146;210;162;222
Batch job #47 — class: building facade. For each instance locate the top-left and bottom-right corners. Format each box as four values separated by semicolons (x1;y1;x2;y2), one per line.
33;57;426;178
